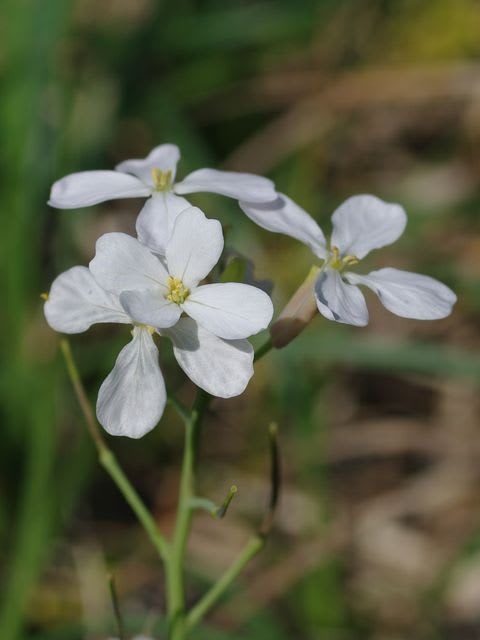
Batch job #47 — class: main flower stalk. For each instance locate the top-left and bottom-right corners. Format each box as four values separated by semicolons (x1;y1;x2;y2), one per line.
166;390;209;639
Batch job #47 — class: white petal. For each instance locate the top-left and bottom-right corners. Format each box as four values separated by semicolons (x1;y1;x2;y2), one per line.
44;266;130;333
183;283;274;339
165;207;223;288
120;290;182;328
48;171;149;208
175;168;276;203
136;192;191;255
97;327;166;438
89;232;169;295
345;268;457;320
116;144;181;185
330;195;407;259
161;318;254;398
240;193;327;258
314;268;369;326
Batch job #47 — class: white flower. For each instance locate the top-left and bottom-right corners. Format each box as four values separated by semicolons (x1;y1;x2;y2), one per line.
49;143;276;255
89;206;274;340
44;208;273;438
244;194;456;326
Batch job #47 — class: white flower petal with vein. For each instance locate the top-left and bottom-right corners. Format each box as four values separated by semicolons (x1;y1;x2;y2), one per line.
184;282;273;340
345;268;457;320
330;194;407;259
240;193;327;258
136;192;191;255
97;327;166;439
120;290;182;329
90;232;169;295
44;266;130;333
161;318;254;397
314;269;369;327
165;207;223;288
48;171;149;208
175;168;276;202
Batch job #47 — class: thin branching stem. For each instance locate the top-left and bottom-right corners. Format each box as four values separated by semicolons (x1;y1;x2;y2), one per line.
185;422;281;632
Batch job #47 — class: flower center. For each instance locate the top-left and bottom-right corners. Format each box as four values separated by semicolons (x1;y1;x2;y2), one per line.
327;246;359;271
166;276;190;304
151;168;173;192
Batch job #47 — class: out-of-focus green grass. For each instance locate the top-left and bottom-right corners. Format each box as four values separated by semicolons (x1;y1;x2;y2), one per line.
2;0;480;639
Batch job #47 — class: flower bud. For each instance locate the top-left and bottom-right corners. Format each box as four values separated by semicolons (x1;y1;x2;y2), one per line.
270;266;319;349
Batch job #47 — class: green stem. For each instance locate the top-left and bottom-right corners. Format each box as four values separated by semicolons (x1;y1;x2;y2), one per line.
186;535;265;630
166;390;209;639
254;336;272;362
60;338;169;561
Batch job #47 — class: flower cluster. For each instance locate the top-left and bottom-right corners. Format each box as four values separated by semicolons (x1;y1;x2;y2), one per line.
45;144;456;438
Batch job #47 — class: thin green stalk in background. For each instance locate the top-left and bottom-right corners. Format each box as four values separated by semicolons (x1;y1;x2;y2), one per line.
0;0;74;637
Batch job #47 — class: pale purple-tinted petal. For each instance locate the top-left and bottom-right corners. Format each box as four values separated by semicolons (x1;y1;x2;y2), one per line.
331;195;407;259
48;171;149;208
183;282;273;339
120;290;182;329
165;207;223;288
116;144;181;185
240;193;327;258
136;192;191;255
89;232;169;295
175;168;276;203
161;317;254;398
96;327;166;438
314;268;369;326
345;268;457;320
44;266;130;333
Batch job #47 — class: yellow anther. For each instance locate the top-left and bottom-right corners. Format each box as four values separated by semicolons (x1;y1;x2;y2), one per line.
40;292;49;301
327;246;359;271
166;276;190;304
151;168;172;192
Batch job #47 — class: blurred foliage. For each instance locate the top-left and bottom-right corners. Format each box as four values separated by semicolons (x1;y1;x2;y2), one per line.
2;0;480;639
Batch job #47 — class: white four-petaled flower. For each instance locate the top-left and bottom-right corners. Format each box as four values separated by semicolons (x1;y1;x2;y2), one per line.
49;143;277;255
44;207;273;439
243;194;456;326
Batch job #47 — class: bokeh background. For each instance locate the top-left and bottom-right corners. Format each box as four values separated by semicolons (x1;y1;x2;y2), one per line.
2;0;480;638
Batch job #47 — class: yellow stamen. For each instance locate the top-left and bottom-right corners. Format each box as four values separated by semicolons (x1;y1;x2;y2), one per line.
40;292;49;301
151;168;172;192
166;276;190;304
327;246;359;271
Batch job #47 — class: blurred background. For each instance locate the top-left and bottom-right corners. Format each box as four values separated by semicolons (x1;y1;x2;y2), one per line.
2;0;480;638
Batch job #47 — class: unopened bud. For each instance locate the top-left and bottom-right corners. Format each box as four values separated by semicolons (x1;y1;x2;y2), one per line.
270;266;319;349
